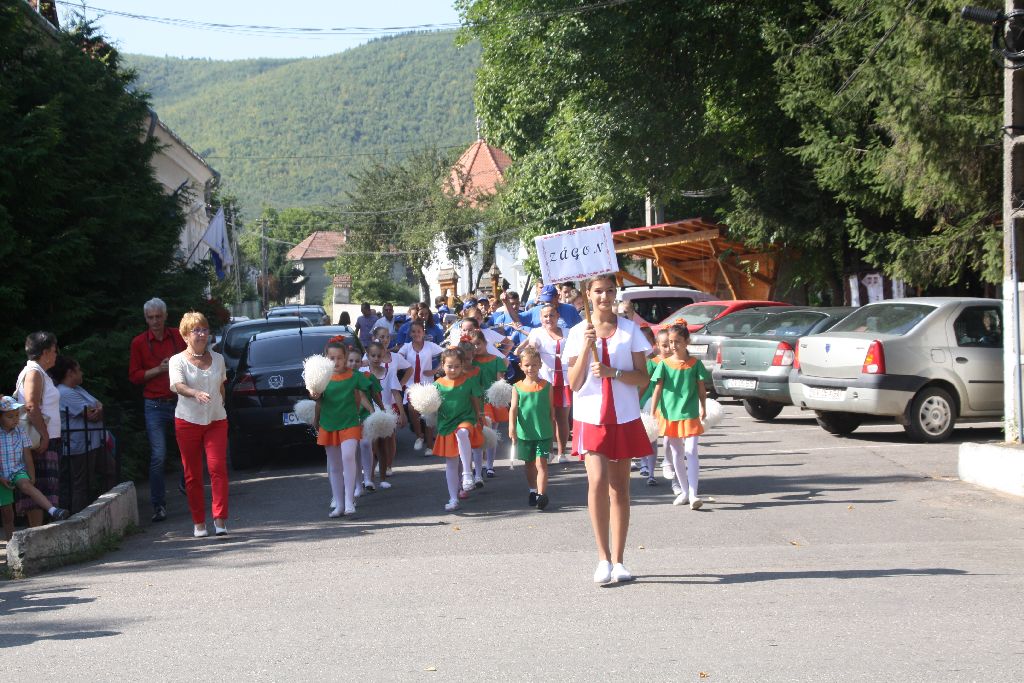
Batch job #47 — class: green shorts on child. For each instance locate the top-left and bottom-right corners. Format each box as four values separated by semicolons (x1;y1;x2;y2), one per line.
515;439;550;462
0;470;28;506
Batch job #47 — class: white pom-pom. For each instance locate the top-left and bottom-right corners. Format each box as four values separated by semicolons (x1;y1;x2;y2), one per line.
485;379;513;408
407;383;442;415
423;411;437;429
303;355;335;396
364;410;398;441
482;425;498;450
702;398;724;429
640;412;660;442
294;399;317;425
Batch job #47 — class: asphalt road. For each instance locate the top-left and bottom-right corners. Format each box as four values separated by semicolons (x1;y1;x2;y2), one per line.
2;403;1022;681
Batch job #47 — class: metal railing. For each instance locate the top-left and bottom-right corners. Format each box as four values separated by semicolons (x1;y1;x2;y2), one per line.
58;406;123;514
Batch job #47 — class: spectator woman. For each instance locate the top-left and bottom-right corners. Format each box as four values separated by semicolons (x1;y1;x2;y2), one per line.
169;312;230;538
50;355;116;513
15;332;62;526
336;311;356;335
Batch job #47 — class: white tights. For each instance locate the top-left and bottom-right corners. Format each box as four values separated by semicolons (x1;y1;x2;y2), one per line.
644;445;657;475
665;436;700;498
456;428;473;484
358;437;374;484
325;440;358;511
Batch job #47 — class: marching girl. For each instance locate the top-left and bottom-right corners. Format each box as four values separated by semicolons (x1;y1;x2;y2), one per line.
649;323;709;510
565;275;652;584
350;345;387;493
516;303;571;463
432;347;484;511
313;339;374;518
636;328;671;486
469;329;508;480
397;321;444;456
369;330;409;479
508;346;553;510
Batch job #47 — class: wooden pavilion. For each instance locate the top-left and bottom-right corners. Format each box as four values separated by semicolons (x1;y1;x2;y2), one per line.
612;219;782;300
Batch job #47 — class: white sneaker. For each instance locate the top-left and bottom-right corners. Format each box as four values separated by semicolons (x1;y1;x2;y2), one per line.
610;563;634;582
354;484;363;498
363;480;375;492
462;477;474;492
329;507;342;518
378;481;392;489
193;525;209;538
344;505;356;515
413;437;424;450
690;497;703;510
639;467;650;478
663;462;675;480
444;499;460;512
473;474;484;488
593;560;612;584
329;497;338;509
386;468;394;476
424;448;432;456
673;492;689;506
671;482;683;496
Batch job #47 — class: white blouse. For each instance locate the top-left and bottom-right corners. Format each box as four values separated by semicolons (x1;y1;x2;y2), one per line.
563;317;651;425
169;352;227;425
526;327;568;385
16;361;61;439
397;341;444;386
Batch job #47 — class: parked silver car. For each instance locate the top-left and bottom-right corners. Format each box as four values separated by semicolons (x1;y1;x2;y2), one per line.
789;298;1003;441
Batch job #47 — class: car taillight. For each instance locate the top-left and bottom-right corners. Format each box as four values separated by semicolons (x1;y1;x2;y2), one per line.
715;347;722;365
233;373;257;394
771;341;795;367
793;340;801;369
861;340;885;375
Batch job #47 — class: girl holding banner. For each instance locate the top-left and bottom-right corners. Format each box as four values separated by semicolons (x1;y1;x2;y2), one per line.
565;275;652;584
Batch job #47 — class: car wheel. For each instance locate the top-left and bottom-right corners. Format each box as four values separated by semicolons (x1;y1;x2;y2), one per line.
814;410;863;436
228;433;259;471
904;386;956;442
743;398;784;421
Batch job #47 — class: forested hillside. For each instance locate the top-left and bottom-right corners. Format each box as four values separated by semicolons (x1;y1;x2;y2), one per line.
128;32;480;212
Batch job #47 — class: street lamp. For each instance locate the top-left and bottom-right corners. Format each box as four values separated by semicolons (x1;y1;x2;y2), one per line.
962;6;1024;66
490;263;501;297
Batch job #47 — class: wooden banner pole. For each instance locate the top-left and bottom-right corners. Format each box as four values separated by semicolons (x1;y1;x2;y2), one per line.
581;279;600;363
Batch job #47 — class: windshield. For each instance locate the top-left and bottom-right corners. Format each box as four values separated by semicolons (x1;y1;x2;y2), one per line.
829;303;935;336
704;311;773;335
749;311;826;337
224;320;306;359
665;304;727;326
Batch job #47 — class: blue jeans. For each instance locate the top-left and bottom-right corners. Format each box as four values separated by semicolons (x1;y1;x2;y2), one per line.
144;398;177;509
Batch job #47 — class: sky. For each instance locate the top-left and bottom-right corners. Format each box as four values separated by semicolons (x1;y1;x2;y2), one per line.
55;0;463;60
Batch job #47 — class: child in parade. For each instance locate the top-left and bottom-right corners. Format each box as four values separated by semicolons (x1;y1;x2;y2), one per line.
432;348;484;511
397;321;445;456
1;396;69;539
365;340;404;486
649;324;709;510
566;275;652;584
313;340;373;518
637;328;671;486
371;327;411;476
350;347;385;495
508;347;552;511
456;340;485;492
517;303;571;462
470;329;508;479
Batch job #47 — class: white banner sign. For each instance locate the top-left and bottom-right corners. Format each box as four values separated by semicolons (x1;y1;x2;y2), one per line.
534;222;617;284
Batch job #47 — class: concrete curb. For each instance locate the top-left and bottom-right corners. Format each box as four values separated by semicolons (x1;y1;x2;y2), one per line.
6;481;139;578
958;442;1024;498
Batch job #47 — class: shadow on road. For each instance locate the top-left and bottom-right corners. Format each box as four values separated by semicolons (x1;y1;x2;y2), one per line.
601;566;972;587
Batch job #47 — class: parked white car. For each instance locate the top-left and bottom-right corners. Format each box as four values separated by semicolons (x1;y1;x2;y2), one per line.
618;285;715;324
789;297;1003;441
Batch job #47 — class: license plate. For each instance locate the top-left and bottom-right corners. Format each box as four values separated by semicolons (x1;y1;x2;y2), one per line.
806;386;846;401
726;378;756;390
688;344;708;355
282;411;300;425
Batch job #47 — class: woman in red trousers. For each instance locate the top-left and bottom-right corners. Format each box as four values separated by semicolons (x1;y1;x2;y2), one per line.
169;311;229;538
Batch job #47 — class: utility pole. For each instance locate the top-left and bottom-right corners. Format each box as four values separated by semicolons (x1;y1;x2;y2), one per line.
260;218;269;314
1004;1;1024;443
645;194;664;285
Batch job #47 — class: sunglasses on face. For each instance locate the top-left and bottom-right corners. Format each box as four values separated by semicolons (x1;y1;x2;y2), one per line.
190;328;210;335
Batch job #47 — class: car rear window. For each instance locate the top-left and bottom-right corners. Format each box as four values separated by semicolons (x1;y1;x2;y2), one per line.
704;311;772;335
749;311;826;337
632;297;696;323
247;335;305;367
223;321;306;359
668;304;727;326
829;303;935;336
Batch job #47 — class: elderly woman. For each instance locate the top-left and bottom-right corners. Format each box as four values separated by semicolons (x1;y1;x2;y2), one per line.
50;355;117;513
169;311;229;538
15;332;63;526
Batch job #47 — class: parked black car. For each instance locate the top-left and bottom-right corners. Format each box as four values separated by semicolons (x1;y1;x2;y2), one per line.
267;304;329;326
216;316;313;381
226;325;361;469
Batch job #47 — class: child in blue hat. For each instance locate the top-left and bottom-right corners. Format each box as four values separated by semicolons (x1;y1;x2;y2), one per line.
0;395;69;539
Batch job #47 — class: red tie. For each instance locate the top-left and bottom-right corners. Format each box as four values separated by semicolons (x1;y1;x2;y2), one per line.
414;353;421;384
599;337;617;424
553;339;564;388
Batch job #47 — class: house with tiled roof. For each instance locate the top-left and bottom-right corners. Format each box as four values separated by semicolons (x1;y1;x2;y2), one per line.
285;231;348;305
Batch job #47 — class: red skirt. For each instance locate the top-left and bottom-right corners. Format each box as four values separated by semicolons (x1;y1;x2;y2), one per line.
572;418;652;461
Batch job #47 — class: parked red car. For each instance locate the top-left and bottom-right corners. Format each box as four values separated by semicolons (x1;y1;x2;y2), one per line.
653;300;790;334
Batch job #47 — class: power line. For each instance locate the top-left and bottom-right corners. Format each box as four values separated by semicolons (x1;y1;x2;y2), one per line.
204;141;471;160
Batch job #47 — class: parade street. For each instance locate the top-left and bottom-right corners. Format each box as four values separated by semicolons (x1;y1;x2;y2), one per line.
3;403;1022;682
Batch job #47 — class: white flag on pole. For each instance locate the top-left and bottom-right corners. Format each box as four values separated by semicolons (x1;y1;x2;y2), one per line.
200;207;233;277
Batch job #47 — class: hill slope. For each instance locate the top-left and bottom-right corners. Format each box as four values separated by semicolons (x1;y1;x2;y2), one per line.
127;32;480;212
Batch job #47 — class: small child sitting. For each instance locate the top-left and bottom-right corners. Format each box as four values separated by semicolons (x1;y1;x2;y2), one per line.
1;396;69;539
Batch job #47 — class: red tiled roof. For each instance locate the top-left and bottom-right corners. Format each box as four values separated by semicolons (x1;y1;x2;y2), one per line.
450;139;512;202
286;231;346;261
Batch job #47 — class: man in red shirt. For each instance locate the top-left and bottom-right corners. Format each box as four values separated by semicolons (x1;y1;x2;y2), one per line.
129;298;185;523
